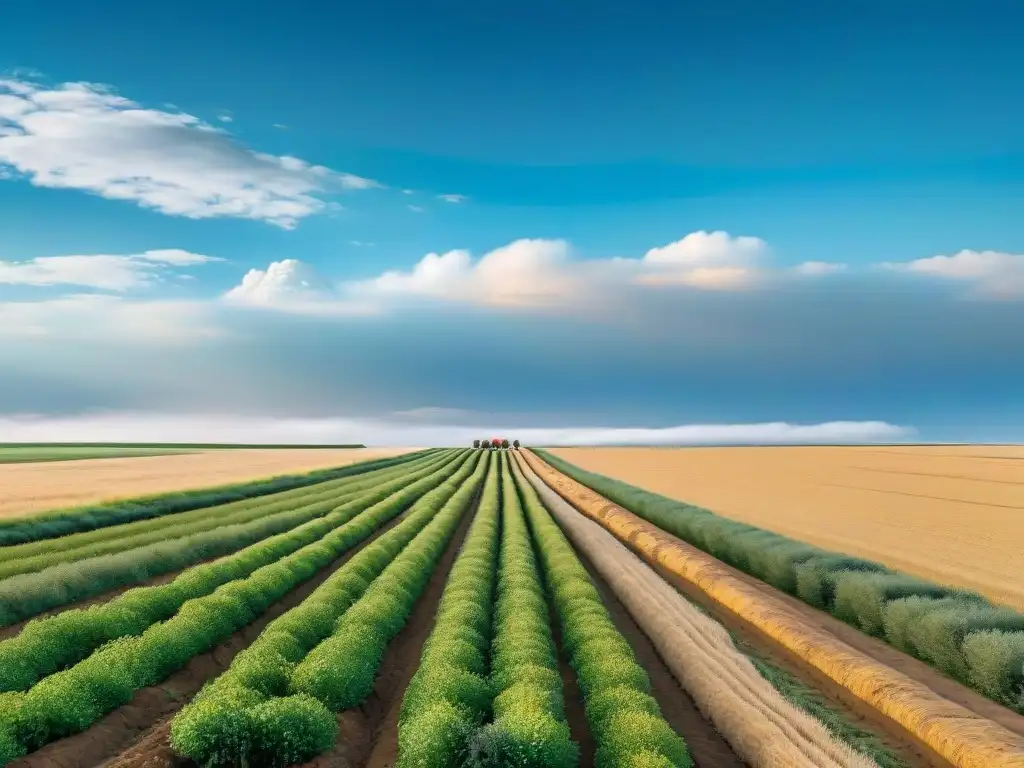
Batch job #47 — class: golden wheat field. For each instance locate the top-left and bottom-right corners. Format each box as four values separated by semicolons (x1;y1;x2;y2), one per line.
549;445;1024;612
0;447;417;519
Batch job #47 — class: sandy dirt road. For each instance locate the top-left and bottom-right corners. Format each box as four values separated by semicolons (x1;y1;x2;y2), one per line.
0;447;418;520
549;446;1024;611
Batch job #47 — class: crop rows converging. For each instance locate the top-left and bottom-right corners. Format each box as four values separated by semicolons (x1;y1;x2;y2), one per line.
1;443;1020;768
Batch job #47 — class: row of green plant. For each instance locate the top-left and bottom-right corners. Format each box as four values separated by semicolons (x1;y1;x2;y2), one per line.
0;450;454;579
470;452;579;766
396;453;502;768
513;457;693;767
0;452;472;766
0;449;434;547
0;452;464;693
534;449;1024;713
0;452;459;627
169;451;488;767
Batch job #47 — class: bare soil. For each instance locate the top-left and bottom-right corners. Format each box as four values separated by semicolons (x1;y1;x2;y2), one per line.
550;446;1024;611
0;448;416;520
15;512;411;768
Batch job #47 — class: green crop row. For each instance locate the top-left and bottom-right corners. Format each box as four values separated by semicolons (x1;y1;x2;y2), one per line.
0;451;463;693
0;450;454;579
396;453;502;768
0;449;433;547
512;457;692;768
170;451;488;767
0;452;470;766
471;452;579;766
0;451;459;628
535;450;1024;713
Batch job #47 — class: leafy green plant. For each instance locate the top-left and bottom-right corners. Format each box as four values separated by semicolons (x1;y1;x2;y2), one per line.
397;453;501;768
0;453;471;765
170;451;484;767
465;453;578;767
510;457;690;767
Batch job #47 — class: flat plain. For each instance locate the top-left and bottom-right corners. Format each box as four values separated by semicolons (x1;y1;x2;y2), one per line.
549;445;1024;611
0;447;416;519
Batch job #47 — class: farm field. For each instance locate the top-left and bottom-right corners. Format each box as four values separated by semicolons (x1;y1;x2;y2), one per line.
0;446;199;464
0;447;417;520
548;446;1024;611
1;446;1022;768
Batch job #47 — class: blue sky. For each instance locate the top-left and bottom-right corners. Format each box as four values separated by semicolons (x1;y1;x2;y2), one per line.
1;0;1022;444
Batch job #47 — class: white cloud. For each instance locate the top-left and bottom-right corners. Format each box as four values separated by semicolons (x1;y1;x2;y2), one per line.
407;204;425;213
272;123;288;130
0;249;220;290
883;250;1024;298
438;193;467;203
223;258;376;316
217;113;233;123
0;411;914;447
401;189;415;195
795;261;847;275
356;238;582;309
0;294;221;342
0;78;379;228
632;230;770;289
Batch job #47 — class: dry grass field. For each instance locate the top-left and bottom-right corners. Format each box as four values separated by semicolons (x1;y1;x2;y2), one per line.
0;447;416;519
549;445;1024;611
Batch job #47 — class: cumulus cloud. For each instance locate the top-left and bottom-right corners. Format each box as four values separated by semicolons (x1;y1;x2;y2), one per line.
407;204;425;213
632;230;769;289
0;249;220;291
0;78;378;228
0;411;914;447
438;193;467;203
354;238;584;309
223;259;376;316
883;249;1024;298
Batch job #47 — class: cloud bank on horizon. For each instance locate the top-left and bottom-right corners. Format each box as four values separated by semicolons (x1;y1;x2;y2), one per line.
0;412;914;447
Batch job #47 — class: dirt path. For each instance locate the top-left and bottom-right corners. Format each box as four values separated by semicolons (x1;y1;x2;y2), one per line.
21;513;412;768
302;489;481;768
0;448;415;520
